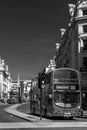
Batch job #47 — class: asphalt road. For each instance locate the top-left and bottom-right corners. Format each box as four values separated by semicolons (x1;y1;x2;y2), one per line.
1;128;87;130
0;104;26;122
0;103;87;130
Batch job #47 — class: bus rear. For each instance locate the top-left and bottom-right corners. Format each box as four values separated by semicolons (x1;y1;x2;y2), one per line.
53;68;82;118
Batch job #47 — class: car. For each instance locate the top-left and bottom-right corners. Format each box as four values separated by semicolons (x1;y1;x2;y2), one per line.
7;98;17;104
0;98;5;103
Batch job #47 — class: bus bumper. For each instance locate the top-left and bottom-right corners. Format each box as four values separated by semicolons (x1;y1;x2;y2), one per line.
53;110;81;118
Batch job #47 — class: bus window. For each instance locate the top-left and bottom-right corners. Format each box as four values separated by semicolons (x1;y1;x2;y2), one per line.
54;69;78;79
54;91;80;108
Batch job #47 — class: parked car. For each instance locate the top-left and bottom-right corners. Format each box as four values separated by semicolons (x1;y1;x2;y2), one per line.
0;98;6;103
7;98;17;104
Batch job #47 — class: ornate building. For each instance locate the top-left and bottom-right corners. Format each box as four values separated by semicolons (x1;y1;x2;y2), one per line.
0;57;12;101
55;0;87;110
11;79;31;103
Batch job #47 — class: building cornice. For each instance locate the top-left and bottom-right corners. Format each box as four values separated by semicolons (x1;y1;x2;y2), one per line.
77;1;87;9
78;33;87;38
75;15;87;20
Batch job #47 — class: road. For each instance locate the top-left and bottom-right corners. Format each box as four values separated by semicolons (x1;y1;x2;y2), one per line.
0;104;26;122
1;128;87;130
0;104;87;130
0;122;87;130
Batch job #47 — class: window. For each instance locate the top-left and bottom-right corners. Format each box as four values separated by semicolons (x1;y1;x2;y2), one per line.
83;25;87;33
54;69;78;79
54;91;80;108
83;9;87;16
83;57;87;68
83;39;87;50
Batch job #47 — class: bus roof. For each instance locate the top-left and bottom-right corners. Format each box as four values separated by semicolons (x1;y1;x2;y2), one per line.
46;68;79;74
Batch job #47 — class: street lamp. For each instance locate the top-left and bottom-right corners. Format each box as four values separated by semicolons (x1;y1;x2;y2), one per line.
38;71;45;120
40;81;45;120
17;73;20;103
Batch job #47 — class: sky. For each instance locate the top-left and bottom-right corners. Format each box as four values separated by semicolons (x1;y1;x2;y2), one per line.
0;0;76;80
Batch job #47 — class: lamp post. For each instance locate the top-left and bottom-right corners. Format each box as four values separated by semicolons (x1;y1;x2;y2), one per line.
18;86;20;103
40;81;45;120
38;71;45;120
40;85;42;120
17;73;20;103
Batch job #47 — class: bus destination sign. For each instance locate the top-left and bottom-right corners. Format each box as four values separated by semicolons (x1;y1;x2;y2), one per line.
55;85;77;90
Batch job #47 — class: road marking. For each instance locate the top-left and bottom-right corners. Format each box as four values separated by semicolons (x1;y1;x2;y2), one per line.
0;122;87;129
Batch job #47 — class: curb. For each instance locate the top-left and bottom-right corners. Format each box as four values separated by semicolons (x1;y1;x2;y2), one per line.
4;104;51;122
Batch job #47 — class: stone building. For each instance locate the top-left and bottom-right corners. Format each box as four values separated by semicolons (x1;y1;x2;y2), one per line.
23;80;31;101
10;80;19;102
10;79;31;103
0;57;12;101
55;0;87;110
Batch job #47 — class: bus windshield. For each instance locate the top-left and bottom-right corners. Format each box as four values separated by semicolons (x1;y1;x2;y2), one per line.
54;69;78;79
54;91;80;108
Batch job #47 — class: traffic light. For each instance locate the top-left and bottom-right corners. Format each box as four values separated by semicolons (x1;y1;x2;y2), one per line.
38;72;42;88
38;71;45;88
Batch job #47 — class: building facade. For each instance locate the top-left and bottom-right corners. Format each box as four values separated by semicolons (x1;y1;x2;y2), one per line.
10;80;19;102
23;80;31;101
10;80;31;103
0;57;12;101
55;0;87;110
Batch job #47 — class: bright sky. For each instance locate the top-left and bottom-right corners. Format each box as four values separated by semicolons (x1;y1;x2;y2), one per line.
0;0;76;80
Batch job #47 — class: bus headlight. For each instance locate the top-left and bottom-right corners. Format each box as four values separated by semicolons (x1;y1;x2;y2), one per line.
77;106;80;109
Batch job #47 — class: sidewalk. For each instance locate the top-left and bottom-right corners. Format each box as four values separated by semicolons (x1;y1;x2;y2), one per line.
4;103;51;122
17;102;31;114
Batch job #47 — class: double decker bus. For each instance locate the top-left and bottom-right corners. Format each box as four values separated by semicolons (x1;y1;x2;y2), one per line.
30;68;82;118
